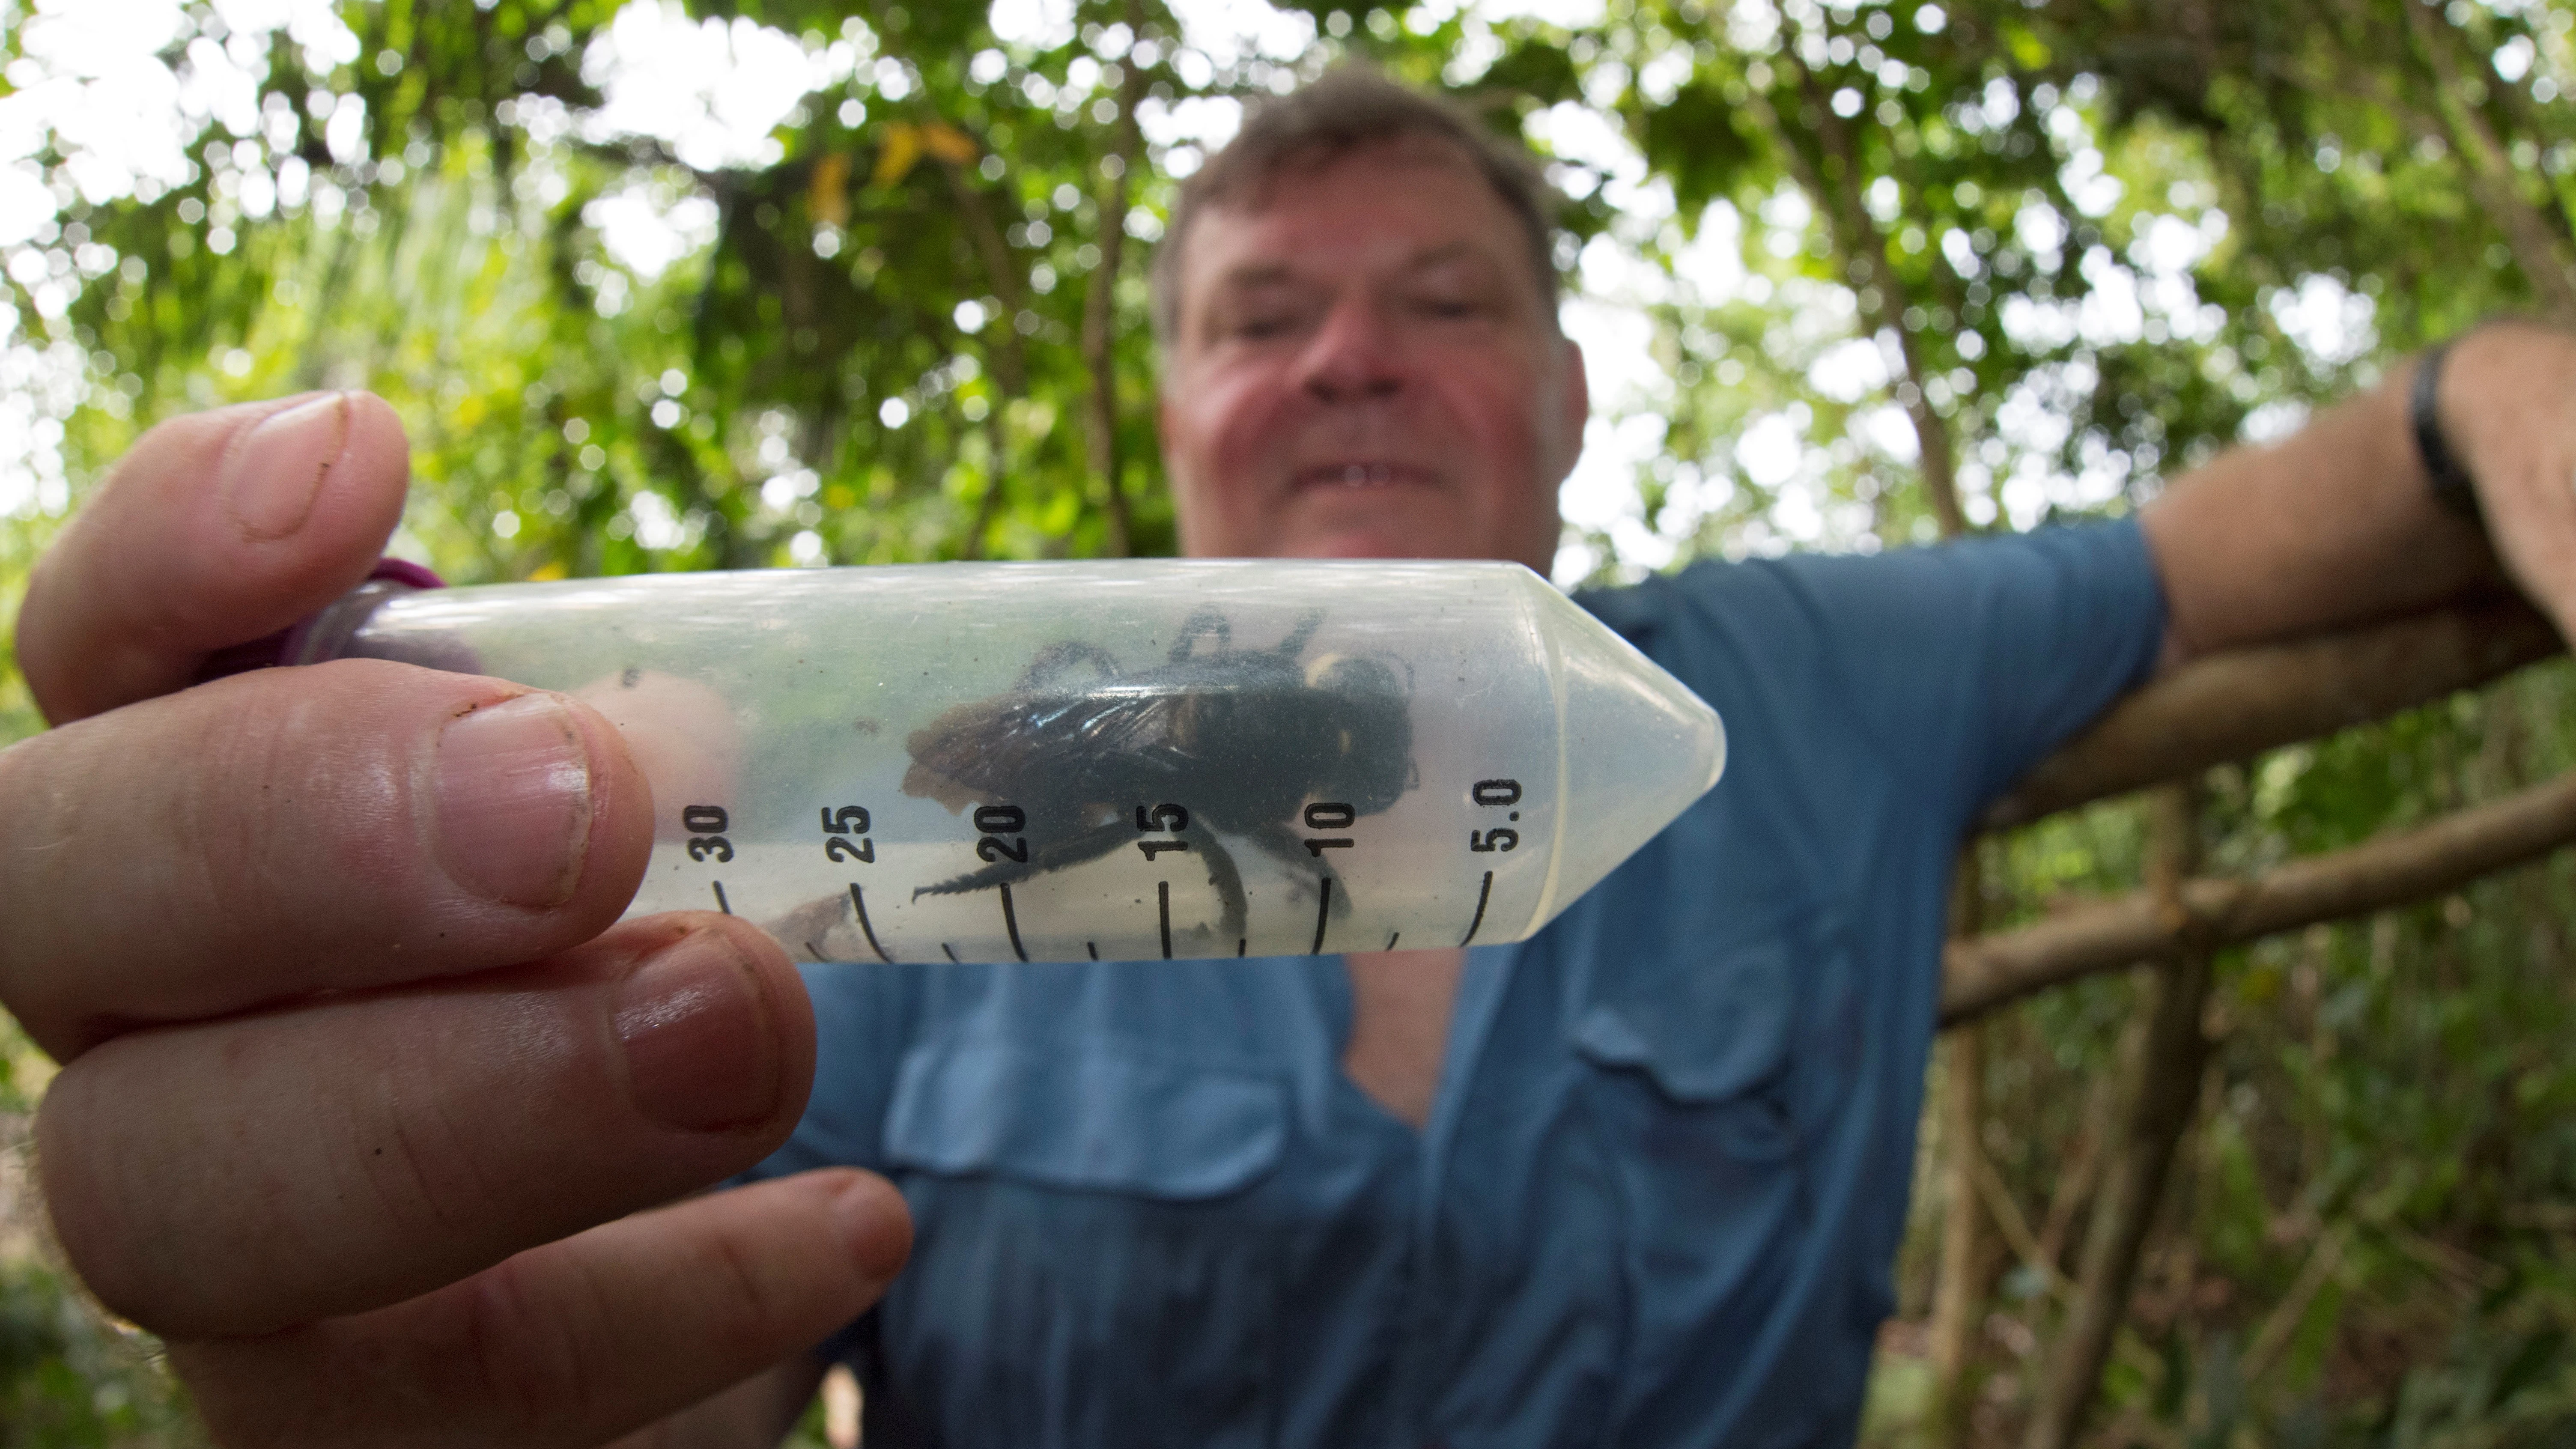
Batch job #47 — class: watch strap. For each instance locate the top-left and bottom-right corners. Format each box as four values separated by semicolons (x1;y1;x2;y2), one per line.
2411;340;2483;522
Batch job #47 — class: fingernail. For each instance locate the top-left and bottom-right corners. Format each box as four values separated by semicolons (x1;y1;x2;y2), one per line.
434;693;595;906
218;393;350;540
613;929;783;1132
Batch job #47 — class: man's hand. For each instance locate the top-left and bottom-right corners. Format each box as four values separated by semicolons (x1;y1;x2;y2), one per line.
3;394;909;1447
2439;322;2576;641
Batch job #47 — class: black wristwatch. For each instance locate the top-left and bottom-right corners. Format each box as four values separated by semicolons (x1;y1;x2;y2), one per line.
2412;339;2483;522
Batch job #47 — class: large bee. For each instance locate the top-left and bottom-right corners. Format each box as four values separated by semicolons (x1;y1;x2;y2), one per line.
897;605;1413;947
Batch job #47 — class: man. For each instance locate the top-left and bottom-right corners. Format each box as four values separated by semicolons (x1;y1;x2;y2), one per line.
4;67;2571;1448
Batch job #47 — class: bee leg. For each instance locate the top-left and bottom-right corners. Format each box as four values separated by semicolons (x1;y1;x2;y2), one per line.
1196;838;1249;945
1272;608;1324;660
1246;822;1356;919
1169;605;1231;662
909;818;1134;902
1017;642;1122;689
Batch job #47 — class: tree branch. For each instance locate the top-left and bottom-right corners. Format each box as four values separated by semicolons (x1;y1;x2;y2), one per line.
2399;0;2576;322
1968;1133;2069;1299
1751;48;1968;537
940;161;1031;398
934;149;1032;560
960;408;1010;561
1944;765;2576;1023
2240;1223;2351;1384
1984;594;2561;830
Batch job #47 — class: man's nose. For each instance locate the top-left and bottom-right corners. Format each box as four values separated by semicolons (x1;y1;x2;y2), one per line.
1294;298;1404;404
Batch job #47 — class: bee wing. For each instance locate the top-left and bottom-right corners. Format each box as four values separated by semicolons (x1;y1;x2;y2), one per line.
900;700;1029;811
902;689;1202;810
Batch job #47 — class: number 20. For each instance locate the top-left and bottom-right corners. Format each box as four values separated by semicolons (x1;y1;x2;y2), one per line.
974;805;1028;863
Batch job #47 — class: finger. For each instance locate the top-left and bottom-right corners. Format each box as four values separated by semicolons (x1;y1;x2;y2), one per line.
39;913;817;1339
0;659;651;1058
19;391;411;724
173;1169;909;1449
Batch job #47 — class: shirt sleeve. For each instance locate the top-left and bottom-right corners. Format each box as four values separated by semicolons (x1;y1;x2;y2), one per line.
1584;518;2168;826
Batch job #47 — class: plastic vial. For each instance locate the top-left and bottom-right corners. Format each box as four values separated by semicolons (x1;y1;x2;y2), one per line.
298;561;1724;963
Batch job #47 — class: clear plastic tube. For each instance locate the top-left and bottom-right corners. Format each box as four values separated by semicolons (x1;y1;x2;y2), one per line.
316;561;1723;963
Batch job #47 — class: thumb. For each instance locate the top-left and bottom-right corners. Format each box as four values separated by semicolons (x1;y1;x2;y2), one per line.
21;391;409;724
173;1169;912;1449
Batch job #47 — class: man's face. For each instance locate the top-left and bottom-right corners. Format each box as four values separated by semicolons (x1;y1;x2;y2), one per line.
1158;139;1588;571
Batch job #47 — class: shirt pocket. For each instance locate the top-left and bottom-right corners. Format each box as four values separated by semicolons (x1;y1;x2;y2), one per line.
1566;909;1861;1440
883;1036;1289;1199
1569;923;1835;1161
873;1035;1289;1449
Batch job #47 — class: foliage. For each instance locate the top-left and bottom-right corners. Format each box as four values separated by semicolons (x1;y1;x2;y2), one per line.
0;1258;198;1449
7;0;2576;1443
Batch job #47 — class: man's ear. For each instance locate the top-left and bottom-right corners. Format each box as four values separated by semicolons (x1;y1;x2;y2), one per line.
1549;337;1590;483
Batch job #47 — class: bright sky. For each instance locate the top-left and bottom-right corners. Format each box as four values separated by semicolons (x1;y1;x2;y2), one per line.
0;0;2285;579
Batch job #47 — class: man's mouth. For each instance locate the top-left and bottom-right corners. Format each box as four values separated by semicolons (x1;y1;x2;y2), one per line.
1293;462;1433;490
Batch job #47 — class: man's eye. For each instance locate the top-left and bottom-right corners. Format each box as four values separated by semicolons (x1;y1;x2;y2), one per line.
1412;291;1492;320
1232;311;1297;338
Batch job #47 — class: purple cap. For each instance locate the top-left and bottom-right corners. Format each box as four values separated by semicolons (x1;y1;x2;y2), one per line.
195;558;446;683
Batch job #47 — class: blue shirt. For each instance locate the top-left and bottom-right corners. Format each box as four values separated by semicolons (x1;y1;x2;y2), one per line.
746;521;2167;1448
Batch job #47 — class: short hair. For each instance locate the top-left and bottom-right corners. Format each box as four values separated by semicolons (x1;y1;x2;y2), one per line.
1148;66;1565;343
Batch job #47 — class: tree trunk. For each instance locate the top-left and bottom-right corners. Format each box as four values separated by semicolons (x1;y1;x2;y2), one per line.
1927;1017;2000;1443
2019;785;2215;1449
1079;55;1149;556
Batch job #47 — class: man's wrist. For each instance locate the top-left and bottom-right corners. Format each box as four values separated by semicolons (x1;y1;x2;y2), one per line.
2411;339;2482;522
2415;317;2576;527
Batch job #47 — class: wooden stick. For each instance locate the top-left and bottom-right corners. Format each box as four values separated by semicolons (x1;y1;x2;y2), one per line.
1984;595;2559;830
1944;767;2576;1023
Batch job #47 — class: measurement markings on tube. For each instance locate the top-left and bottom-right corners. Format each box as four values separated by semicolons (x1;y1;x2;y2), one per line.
821;805;876;864
1386;933;1400;950
1136;803;1190;862
941;944;961;963
974;805;1028;864
1312;877;1334;955
1087;942;1100;960
681;804;737;920
1302;802;1356;857
1158;882;1173;960
1468;779;1523;856
1455;778;1519;948
683;805;734;862
997;885;1029;963
847;885;892;964
1457;871;1495;948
